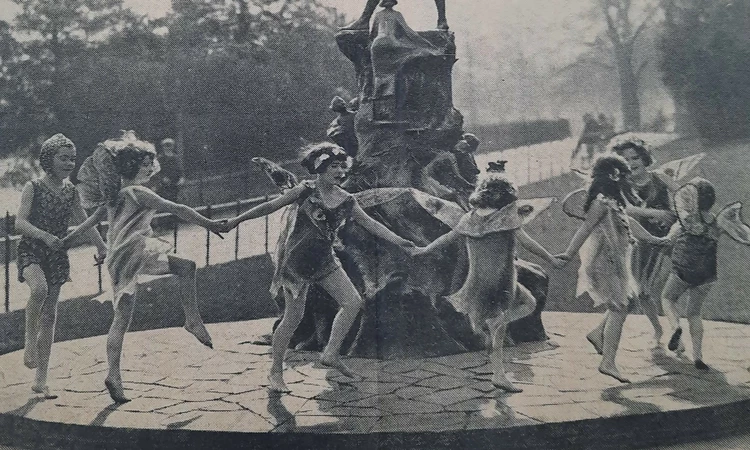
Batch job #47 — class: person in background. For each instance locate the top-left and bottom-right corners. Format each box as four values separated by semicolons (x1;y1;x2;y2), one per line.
155;138;184;203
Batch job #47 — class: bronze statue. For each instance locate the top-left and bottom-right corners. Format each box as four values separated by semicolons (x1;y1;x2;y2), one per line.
326;96;359;157
343;0;448;31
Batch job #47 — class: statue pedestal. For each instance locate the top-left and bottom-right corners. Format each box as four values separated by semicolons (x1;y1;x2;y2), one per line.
335;28;463;190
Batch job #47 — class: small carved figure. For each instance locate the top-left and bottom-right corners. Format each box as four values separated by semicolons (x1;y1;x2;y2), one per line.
326;96;359;157
343;0;448;31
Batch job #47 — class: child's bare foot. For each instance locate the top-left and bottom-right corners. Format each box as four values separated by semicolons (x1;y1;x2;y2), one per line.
184;322;213;349
24;347;38;369
598;362;630;383
491;374;523;393
436;19;449;30
586;330;604;355
31;385;58;400
104;377;130;404
320;354;357;378
268;372;291;393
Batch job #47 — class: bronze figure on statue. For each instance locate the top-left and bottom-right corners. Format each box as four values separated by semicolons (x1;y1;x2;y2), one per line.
343;0;448;31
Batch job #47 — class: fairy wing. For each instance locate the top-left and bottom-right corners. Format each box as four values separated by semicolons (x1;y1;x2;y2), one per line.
517;197;557;225
717;202;750;245
561;188;588;220
251;157;299;192
658;153;705;182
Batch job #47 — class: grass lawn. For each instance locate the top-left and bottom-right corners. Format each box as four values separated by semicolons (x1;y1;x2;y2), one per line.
519;137;750;324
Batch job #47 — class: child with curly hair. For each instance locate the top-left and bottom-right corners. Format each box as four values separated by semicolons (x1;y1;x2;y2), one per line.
92;131;226;403
15;134;106;399
559;155;666;383
224;143;416;393
414;175;565;392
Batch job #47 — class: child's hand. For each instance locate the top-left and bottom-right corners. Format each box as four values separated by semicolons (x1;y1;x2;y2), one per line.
554;252;572;261
207;220;228;239
550;257;567;269
398;239;416;250
214;219;235;233
94;249;107;266
409;246;429;257
43;234;64;251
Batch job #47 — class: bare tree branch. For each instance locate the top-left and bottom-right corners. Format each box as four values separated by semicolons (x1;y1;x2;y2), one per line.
632;3;660;42
635;59;648;81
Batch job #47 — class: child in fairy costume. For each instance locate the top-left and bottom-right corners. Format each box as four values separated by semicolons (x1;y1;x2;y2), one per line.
224;143;416;393
558;155;667;383
660;177;750;370
413;175;565;392
74;131;226;403
15;134;106;399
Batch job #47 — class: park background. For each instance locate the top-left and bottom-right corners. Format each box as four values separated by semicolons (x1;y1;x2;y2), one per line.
1;1;750;348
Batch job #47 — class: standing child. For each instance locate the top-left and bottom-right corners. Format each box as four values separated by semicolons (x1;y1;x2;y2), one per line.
15;134;107;399
224;143;416;393
558;155;666;383
414;175;565;392
98;132;226;403
661;178;719;370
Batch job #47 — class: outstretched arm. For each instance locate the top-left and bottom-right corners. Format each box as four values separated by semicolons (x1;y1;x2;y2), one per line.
416;230;461;256
517;228;558;265
130;186;224;233
350;200;414;249
628;217;668;245
560;199;606;259
626;205;676;224
63;201;106;254
227;182;309;228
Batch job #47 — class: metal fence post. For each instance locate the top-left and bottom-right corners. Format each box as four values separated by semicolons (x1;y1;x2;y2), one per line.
264;195;269;254
173;216;178;254
205;205;212;266
96;222;103;293
234;199;241;260
5;211;10;312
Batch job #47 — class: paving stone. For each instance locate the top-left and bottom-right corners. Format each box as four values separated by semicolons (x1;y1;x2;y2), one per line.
183;410;275;432
115;396;183;413
415;374;470;390
286;415;381;434
374;396;444;414
417;386;485;406
393;385;436;400
351;381;404;395
513;403;599;423
156;400;242;417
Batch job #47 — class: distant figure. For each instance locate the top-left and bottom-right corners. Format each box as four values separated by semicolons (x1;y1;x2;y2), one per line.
343;0;448;31
327;96;359;157
455;133;481;185
487;160;507;173
155;138;184;203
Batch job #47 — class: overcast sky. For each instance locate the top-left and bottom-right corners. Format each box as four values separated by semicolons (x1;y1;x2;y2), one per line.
0;0;596;67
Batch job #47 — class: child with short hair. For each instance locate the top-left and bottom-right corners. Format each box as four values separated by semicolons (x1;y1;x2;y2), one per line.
559;155;666;383
15;133;106;399
414;175;565;392
94;131;226;403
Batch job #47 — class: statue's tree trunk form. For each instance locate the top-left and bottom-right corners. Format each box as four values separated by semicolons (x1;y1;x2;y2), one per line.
283;8;550;359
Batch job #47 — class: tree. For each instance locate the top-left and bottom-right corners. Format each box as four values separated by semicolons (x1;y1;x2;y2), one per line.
558;0;661;130
659;0;750;140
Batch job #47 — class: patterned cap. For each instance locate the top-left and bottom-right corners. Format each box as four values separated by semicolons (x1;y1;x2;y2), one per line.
40;133;75;172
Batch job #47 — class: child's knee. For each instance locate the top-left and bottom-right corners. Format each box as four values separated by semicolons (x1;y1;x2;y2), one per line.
29;282;48;300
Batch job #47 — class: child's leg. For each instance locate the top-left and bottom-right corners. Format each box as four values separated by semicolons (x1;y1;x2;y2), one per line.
105;293;137;403
504;283;536;324
599;308;630;383
487;313;522;392
318;267;365;377
269;288;307;392
587;311;608;355
167;255;212;348
23;265;48;369
32;283;62;398
685;283;712;368
641;293;664;345
661;273;690;352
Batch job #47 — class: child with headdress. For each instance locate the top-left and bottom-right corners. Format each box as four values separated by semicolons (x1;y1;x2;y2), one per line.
558;155;667;383
86;131;226;403
611;138;676;348
15;133;107;399
223;143;416;393
413;175;565;392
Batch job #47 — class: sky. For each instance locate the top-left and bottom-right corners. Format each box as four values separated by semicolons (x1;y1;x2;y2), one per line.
0;0;595;67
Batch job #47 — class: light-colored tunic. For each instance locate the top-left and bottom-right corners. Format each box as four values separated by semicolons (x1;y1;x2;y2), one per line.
447;202;523;332
577;194;638;311
107;185;171;307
